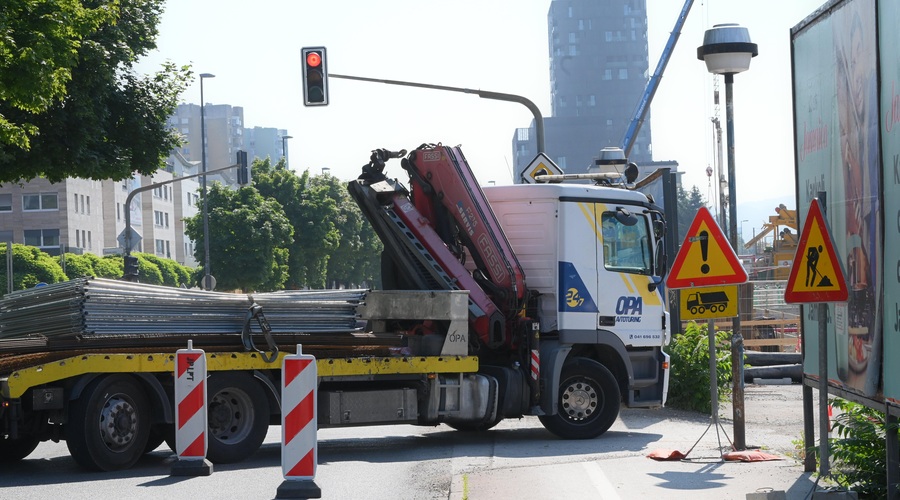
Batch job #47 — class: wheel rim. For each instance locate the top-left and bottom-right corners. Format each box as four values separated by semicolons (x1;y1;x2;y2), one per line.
209;388;255;443
560;377;600;421
98;393;139;452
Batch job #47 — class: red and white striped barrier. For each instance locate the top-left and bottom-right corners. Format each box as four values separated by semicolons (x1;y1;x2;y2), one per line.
171;340;211;476
281;344;318;481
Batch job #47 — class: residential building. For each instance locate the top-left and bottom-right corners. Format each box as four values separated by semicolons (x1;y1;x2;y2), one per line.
245;126;290;166
0;178;105;256
513;0;653;177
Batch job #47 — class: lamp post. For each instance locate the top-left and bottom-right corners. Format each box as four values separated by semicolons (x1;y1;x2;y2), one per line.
698;23;756;451
282;135;293;168
200;73;215;290
321;167;330;176
740;219;748;245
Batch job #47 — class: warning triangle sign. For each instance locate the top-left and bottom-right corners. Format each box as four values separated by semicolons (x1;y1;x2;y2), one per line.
666;206;748;289
784;199;848;303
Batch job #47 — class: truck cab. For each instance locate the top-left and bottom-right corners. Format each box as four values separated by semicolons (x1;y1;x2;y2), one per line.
484;183;670;410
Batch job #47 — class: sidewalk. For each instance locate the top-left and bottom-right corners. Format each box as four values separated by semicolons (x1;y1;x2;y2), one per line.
450;383;822;499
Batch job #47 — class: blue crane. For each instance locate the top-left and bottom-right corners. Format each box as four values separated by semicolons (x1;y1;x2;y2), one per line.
621;0;695;158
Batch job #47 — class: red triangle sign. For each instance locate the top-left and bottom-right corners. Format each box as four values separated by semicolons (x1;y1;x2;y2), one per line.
784;199;848;303
666;207;748;289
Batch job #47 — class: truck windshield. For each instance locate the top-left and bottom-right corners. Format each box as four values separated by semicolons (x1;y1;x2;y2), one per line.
601;211;652;275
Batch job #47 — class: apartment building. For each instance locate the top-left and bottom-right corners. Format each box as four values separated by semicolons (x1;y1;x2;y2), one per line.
513;0;653;176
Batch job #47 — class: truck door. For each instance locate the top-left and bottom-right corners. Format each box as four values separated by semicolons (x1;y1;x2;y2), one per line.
595;205;666;346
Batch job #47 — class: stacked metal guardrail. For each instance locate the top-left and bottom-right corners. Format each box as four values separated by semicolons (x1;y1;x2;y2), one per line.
0;277;366;339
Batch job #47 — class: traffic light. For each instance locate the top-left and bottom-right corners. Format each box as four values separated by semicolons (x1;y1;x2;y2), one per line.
123;255;139;281
301;47;328;106
237;150;249;185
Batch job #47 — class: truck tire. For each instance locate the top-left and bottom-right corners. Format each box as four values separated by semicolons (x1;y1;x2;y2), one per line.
65;374;151;471
538;358;620;440
0;435;40;462
446;418;503;432
206;372;269;464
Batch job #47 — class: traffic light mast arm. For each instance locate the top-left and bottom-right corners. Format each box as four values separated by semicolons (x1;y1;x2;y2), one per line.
329;73;545;153
122;162;239;256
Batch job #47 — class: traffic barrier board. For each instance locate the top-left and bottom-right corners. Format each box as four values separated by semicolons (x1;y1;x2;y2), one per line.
784;199;848;303
666;207;747;288
277;345;321;498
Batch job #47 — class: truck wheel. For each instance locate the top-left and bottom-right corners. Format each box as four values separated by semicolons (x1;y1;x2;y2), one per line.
538;358;620;439
143;425;166;454
206;372;269;464
65;374;151;471
0;435;40;462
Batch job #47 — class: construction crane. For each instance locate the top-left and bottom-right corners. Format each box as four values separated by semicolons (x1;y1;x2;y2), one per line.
622;0;695;158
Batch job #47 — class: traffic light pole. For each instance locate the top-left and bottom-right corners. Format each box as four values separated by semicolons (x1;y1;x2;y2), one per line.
329;73;545;154
121;161;242;281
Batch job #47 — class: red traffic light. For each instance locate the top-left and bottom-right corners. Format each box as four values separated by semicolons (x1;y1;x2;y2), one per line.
306;52;322;67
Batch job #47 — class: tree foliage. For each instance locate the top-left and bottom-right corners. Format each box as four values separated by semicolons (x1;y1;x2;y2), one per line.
0;0;192;183
184;183;293;292
675;184;708;245
253;159;341;289
666;321;732;414
324;174;383;289
0;244;68;292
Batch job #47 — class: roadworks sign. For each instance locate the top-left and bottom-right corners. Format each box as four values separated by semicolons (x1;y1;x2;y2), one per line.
666;207;747;289
784;199;848;303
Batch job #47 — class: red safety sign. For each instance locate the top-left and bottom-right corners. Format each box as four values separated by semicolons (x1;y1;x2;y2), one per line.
174;340;207;459
281;345;318;481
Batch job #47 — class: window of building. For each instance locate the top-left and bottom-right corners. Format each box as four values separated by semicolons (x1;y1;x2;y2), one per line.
0;230;12;242
568;44;577;56
155;239;165;256
575;95;582;107
0;193;12;212
589;95;596;107
618;68;628;80
76;230;81;248
556;157;567;168
568;6;572;17
559;96;567;108
605;31;613;42
73;193;79;212
165;240;171;259
154;210;164;227
117;202;121;221
24;228;60;247
578;20;584;31
23;193;58;211
164;213;169;228
603;69;612;80
568;32;576;43
86;196;90;215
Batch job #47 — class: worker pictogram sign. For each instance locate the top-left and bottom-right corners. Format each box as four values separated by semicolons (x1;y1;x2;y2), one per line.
666;207;748;289
784;199;848;303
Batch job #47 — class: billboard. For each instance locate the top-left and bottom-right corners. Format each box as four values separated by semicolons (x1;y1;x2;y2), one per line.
793;0;884;402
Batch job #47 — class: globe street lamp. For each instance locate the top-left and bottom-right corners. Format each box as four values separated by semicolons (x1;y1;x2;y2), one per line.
282;135;293;168
200;73;215;290
698;23;756;451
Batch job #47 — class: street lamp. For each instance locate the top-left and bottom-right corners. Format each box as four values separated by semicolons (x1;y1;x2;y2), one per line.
200;72;215;291
321;167;330;176
740;219;748;243
698;23;756;451
282;135;293;168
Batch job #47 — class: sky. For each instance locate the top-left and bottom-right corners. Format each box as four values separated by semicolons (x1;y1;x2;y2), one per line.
135;0;826;243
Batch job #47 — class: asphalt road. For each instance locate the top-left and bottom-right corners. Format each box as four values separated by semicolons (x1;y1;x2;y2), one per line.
2;383;820;499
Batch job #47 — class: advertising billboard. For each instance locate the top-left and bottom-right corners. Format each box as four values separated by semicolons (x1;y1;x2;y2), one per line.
793;0;884;402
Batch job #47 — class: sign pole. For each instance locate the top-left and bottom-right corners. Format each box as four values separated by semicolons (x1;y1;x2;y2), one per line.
817;192;830;477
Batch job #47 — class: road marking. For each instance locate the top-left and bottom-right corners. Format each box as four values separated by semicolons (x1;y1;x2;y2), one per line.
583;461;621;499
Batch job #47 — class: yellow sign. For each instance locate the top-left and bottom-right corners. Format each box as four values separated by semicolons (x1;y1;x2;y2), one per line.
784;199;848;303
519;153;563;184
680;285;738;320
666;207;748;288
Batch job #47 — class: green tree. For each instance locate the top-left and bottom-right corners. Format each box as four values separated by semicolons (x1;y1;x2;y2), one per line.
184;183;293;292
675;184;708;245
253;158;340;289
0;244;67;293
0;0;192;183
324;174;383;289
